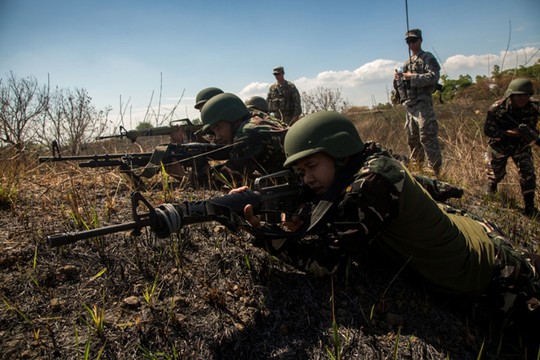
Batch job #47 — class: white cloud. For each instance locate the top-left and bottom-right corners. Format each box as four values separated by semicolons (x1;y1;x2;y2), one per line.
237;47;540;109
443;47;540;78
238;58;401;107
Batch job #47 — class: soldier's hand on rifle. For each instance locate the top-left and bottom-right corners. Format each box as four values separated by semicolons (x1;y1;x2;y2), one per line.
516;124;540;144
229;186;261;228
402;71;414;81
281;214;304;232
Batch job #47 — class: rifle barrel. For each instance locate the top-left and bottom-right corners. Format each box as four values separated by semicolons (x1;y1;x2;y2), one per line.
39;153;127;163
47;219;152;247
95;134;123;140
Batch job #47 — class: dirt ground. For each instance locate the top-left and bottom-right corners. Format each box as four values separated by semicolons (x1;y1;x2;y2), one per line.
1;160;539;360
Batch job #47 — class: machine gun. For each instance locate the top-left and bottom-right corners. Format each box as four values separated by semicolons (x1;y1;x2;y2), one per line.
95;119;202;143
46;170;311;247
38;142;230;170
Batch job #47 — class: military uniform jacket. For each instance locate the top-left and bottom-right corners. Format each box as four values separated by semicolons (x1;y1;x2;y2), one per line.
266;81;302;119
226;115;288;179
401;50;441;106
253;143;496;298
484;98;539;154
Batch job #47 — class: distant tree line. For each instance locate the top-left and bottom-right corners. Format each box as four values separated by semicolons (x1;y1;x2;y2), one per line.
439;59;540;103
0;72;110;154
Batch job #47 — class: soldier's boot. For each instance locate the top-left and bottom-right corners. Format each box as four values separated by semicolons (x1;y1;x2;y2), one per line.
486;183;497;196
523;193;540;218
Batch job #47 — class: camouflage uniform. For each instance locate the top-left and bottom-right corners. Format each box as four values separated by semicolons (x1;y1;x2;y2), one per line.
219;115;288;184
484;97;539;207
248;109;288;129
266;81;302;125
397;50;442;173
252;143;539;310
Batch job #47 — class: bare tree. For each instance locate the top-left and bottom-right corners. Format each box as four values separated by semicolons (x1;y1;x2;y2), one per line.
301;87;350;114
38;88;111;155
0;72;49;151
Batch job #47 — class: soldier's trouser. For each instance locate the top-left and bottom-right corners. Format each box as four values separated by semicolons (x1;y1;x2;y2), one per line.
480;220;540;313
486;145;536;196
405;99;442;170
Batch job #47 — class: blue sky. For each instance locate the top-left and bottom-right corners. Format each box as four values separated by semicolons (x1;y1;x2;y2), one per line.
1;0;539;129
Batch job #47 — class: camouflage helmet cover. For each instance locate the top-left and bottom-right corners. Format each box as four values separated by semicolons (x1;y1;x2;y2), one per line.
200;93;250;128
194;87;224;110
244;96;269;113
405;28;422;39
504;78;534;98
283;111;364;167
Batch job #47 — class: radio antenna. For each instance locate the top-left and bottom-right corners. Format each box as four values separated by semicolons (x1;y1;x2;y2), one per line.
405;0;412;64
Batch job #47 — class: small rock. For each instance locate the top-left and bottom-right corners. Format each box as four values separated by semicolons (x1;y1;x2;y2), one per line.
122;296;141;309
50;298;65;311
58;265;79;280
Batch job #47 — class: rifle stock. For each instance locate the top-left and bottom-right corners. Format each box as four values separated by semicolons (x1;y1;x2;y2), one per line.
47;170;308;247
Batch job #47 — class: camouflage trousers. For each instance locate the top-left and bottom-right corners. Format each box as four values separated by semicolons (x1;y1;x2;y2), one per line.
480;219;540;314
486;145;536;195
442;204;539;312
405;99;442;171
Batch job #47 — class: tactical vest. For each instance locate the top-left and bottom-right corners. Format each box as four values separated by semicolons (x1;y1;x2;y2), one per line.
395;50;440;103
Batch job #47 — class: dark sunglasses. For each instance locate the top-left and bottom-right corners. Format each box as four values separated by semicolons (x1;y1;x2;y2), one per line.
406;37;419;44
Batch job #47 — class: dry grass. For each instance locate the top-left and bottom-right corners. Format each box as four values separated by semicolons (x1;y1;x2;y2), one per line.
1;101;539;359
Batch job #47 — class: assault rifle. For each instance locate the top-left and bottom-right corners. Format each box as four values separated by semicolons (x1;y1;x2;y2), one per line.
46;170;310;247
516;123;540;146
501;112;540;146
95;119;202;143
38;142;230;170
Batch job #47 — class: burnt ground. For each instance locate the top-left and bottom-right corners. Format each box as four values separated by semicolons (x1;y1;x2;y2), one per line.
1;162;539;360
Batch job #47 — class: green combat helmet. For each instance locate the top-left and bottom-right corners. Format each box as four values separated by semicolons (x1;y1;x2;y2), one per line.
504;78;534;98
245;96;269;113
194;87;224;110
283;111;364;167
201;93;250;129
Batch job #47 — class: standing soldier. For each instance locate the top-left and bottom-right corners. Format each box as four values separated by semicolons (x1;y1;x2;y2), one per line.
484;78;539;217
267;66;302;125
394;28;442;176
